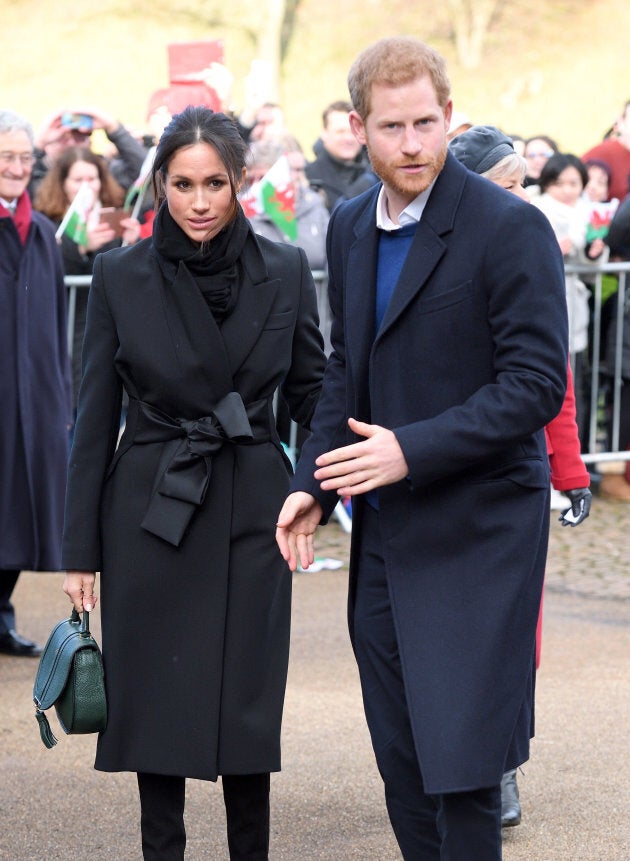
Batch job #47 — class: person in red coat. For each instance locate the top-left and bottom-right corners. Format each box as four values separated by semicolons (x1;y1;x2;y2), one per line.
582;100;630;203
449;124;592;827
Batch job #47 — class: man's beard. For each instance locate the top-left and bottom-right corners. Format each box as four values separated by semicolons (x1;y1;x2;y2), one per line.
367;142;447;200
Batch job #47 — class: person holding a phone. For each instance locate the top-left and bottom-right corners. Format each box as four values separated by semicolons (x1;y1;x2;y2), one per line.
34;147;141;408
29;106;147;198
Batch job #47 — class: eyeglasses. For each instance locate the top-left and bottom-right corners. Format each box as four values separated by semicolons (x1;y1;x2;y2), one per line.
526;150;554;160
0;151;36;167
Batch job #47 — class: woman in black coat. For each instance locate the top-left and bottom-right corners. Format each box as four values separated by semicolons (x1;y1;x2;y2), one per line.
62;107;325;860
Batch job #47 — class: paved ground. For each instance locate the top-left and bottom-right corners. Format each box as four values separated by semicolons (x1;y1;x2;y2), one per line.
1;493;628;860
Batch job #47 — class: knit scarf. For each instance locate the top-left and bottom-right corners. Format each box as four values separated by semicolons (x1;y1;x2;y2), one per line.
0;191;32;244
152;200;250;322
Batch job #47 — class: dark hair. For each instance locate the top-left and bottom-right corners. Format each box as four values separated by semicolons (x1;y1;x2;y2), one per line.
152;106;248;217
524;134;559;154
538;153;588;192
34;146;124;221
583;158;612;183
322;100;353;126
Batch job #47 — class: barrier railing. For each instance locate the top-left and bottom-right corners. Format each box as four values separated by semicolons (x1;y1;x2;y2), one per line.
65;260;630;532
565;260;630;464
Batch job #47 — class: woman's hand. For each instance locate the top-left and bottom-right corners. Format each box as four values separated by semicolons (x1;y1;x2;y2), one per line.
558;236;573;256
276;492;323;572
63;570;98;613
120;216;142;246
85;221;116;252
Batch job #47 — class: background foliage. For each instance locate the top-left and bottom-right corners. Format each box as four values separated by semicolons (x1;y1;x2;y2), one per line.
2;0;628;158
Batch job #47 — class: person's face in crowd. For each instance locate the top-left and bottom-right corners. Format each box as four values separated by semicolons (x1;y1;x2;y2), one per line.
251;106;285;142
245;163;268;188
63;160;101;206
321;110;362;161
350;75;452;222
585;164;610;202
0;128;34;203
524;138;554;180
287;150;307;196
164;142;244;244
546;165;584;207
493;169;529;201
44;129;91;164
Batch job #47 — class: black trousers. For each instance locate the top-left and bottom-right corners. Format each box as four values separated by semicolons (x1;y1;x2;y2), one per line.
0;570;19;635
353;505;502;860
137;771;270;861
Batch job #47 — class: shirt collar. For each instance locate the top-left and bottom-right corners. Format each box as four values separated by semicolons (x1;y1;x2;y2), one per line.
376;182;436;231
0;196;17;214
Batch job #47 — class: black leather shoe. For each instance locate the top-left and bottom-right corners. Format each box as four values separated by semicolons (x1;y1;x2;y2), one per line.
0;630;44;657
501;769;521;827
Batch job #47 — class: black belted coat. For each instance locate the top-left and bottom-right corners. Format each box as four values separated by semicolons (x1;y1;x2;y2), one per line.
62;229;325;780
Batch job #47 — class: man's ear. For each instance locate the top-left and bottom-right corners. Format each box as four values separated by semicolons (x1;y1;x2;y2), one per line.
349;110;366;145
443;100;453;131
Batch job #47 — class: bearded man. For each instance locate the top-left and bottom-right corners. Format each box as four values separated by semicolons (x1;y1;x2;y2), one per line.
277;36;568;860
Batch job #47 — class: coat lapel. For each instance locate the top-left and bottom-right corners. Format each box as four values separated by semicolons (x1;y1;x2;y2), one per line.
375;153;467;343
345;196;379;402
162;259;234;394
219;234;279;376
154;233;279;396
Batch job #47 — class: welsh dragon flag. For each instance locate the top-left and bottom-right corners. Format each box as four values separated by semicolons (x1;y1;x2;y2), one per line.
240;155;297;240
124;145;156;218
55;183;94;246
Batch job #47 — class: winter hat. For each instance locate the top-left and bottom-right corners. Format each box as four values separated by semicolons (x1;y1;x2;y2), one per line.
448;125;515;174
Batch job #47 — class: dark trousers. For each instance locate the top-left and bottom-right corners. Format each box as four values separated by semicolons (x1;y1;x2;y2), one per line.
137;771;270;861
352;505;502;860
0;570;19;635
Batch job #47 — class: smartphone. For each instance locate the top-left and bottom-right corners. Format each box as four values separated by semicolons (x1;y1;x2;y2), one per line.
61;112;94;131
98;207;127;237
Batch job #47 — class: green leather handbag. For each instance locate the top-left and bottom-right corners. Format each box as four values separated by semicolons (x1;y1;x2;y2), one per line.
33;608;107;748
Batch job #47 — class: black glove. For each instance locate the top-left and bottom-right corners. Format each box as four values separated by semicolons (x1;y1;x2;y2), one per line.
559;487;592;527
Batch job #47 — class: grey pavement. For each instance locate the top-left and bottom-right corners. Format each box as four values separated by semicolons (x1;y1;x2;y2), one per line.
1;493;629;860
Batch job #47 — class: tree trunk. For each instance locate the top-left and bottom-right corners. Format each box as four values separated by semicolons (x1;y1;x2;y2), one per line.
447;0;500;69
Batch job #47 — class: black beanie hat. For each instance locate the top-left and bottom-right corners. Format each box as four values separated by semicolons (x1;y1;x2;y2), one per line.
448;125;515;174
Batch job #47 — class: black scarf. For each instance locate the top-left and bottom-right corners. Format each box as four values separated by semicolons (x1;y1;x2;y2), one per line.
152;201;251;322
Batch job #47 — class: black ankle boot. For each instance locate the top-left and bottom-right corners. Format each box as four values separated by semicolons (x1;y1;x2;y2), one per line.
500;769;521;827
222;773;270;860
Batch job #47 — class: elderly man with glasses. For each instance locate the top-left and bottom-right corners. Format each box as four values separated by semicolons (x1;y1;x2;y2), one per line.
0;109;72;657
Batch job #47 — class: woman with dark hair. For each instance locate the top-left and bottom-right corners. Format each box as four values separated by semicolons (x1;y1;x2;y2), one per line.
533;153;606;448
523;134;558;190
61;107;325;860
34;146;141;405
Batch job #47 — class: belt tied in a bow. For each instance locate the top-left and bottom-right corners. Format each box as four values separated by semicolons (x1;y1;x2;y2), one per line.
132;393;271;546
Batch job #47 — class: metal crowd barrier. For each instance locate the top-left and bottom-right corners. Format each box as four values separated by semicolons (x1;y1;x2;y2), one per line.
565;260;630;464
65;260;630;532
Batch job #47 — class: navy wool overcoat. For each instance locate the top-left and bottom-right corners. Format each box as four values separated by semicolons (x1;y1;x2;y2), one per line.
0;209;71;571
293;153;569;794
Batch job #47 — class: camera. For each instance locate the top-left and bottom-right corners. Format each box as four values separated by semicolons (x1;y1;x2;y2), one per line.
60;112;94;131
